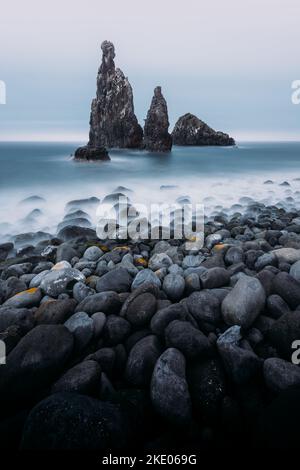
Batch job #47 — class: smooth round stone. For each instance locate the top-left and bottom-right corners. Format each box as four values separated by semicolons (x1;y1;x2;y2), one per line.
75;291;121;315
182;255;204;269
0;306;35;333
29;270;50;288
272;272;300;309
56;244;78;263
96;267;132;293
87;348;116;375
2;288;42;309
52;360;101;394
272;248;300;264
20;392;133;449
185;273;201;295
34;298;77;325
199;267;230;289
150;304;187;336
221;276;266;329
125;335;162;387
165;320;211;359
162;274;185;302
254;252;277;271
168;264;183;276
267;311;300;358
150;348;192;425
148;253;173;271
290;260;300;282
40;265;85;297
103;315;131;346
187;290;221;326
224;246;245;266
91;312;106;337
19;273;35;286
131;269;161;290
153;241;171;254
267;294;290;319
223;345;261;384
64;312;94;350
3;277;27;299
73;281;95;302
124;293;157;327
264;358;300;393
0;325;74;402
83;246;103;262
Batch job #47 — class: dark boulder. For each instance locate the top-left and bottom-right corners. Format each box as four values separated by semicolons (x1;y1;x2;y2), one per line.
172;113;235;146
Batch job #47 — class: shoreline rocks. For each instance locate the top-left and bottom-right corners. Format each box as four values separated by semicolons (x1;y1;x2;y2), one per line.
1;194;300;449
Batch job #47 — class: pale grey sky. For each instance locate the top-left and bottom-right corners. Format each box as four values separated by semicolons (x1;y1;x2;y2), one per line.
0;0;299;140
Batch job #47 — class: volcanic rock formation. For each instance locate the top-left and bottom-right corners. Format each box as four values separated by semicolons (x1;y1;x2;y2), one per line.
172;113;235;146
74;146;110;161
89;41;143;149
143;86;172;152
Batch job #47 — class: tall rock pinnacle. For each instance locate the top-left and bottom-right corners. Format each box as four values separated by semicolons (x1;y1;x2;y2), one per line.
143;86;172;152
88;41;143;149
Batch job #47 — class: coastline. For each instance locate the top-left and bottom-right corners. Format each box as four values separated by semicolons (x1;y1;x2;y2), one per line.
1;181;300;449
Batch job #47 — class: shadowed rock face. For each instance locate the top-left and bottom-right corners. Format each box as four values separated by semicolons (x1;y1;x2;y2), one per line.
172;113;235;146
88;41;143;149
74;146;110;161
143;87;172;152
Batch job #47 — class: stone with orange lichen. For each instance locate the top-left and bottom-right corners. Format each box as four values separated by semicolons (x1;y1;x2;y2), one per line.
3;287;42;308
134;257;148;267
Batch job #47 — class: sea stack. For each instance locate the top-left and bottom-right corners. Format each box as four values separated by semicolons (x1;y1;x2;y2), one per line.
89;41;143;149
172;113;235;146
75;41;143;160
143;86;172;152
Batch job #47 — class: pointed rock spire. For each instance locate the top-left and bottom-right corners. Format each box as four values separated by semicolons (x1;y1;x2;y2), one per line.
88;41;143;150
143;86;172;152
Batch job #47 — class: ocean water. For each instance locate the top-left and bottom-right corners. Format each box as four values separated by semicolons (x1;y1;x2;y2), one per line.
0;141;300;240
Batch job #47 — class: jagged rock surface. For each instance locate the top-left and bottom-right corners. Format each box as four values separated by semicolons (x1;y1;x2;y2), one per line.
88;41;143;149
172;113;235;146
143;87;172;152
74;146;110;161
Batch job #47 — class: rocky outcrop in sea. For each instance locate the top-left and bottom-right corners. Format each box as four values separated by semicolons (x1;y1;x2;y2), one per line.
172;113;235;146
75;41;143;160
143;86;172;152
88;41;143;149
74;146;110;162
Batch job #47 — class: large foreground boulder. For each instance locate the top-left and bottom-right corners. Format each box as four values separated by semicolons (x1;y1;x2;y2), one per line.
0;325;74;403
21;392;134;449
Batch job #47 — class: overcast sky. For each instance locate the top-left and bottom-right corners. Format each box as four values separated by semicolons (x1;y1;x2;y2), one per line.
0;0;299;141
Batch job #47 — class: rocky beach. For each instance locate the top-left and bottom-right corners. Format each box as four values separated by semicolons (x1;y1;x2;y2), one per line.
1;181;300;450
